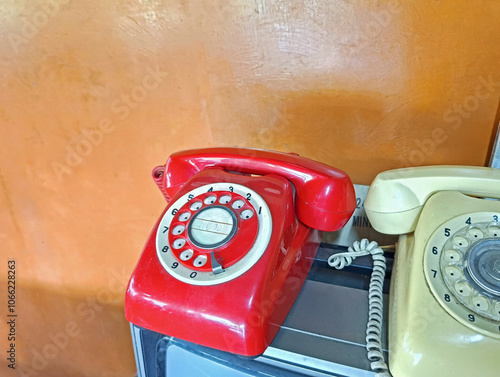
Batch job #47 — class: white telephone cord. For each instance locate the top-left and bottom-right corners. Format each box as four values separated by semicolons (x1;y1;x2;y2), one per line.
328;239;392;377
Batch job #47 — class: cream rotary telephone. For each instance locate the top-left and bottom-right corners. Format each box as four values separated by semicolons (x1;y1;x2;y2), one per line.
364;166;500;377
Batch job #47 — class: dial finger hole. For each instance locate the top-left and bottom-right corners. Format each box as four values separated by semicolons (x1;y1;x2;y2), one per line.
240;209;254;219
178;212;191;222
204;195;217;205
455;282;472;297
193;255;207;267
219;195;231;204
472;295;490;311
189;201;202;211
172;225;185;235
467;227;484;240
453;236;469;248
180;249;194;261
495;302;500;319
444;249;462;262
172;238;186;249
445;266;462;280
488;225;500;237
232;200;244;209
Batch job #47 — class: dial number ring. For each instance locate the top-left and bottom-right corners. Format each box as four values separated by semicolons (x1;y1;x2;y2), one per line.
424;212;500;337
156;183;272;286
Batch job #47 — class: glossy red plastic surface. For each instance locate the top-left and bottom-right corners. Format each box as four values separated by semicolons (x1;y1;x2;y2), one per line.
126;169;320;355
155;147;356;232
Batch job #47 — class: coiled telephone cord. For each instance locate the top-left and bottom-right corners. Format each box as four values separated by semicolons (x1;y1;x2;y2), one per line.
328;239;392;377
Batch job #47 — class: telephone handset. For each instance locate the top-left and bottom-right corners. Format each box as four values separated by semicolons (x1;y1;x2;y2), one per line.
125;148;356;356
364;166;500;377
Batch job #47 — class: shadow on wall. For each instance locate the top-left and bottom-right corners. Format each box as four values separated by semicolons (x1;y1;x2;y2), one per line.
252;89;392;178
16;282;136;377
260;83;500;183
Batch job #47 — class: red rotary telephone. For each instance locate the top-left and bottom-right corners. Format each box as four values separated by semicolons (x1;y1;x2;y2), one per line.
125;147;356;356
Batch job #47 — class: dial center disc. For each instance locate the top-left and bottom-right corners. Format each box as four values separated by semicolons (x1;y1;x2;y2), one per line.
187;206;237;249
467;238;500;296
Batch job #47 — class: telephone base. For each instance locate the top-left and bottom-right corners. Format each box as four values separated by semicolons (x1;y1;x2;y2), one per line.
130;244;392;377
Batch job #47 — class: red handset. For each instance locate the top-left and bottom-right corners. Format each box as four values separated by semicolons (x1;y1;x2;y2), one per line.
153;147;356;231
126;147;356;356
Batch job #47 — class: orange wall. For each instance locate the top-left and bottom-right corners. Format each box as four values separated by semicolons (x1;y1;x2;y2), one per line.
0;1;499;376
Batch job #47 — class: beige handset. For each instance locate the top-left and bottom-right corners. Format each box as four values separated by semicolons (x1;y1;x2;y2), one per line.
365;166;500;234
364;166;500;377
